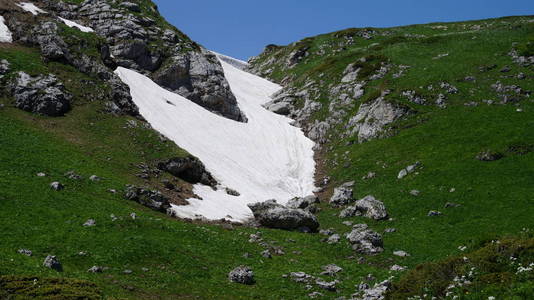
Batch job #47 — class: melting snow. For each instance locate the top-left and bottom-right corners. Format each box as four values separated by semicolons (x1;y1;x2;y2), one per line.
212;51;249;71
16;2;47;15
0;16;13;43
115;56;316;222
58;17;94;33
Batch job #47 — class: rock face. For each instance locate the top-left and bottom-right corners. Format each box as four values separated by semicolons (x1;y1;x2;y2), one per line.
340;195;388;220
158;157;216;186
347;97;410;143
248;200;319;232
346;224;384;255
124;185;171;213
10;72;71;116
228;266;254;285
329;182;354;206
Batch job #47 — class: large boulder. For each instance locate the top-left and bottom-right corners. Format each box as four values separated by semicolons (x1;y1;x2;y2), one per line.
248;200;319;232
329;182;354;206
124;185;171;213
228;266;254;285
339;195;388;220
153;49;245;122
10;72;71;116
158;156;216;186
346;224;383;255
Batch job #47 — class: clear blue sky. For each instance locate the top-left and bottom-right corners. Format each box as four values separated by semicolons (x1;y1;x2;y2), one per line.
153;0;533;60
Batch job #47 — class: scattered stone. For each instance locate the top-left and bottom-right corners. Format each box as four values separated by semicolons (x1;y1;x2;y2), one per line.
287;195;320;212
110;214;118;221
384;228;396;233
87;266;103;273
65;171;82;180
327;234;341;244
78;251;87;256
342;221;353;226
409;190;420;196
390;265;406;271
229;266;255;285
141;267;149;272
225;188;240;196
123;269;133;274
355;279;391;300
242;253;251;258
130;213;137;220
50;182;64;191
308;291;324;298
320;228;335;236
125;185;171;213
261;250;272;258
398;161;421;179
445;202;461;208
83;219;96;227
247;200;319;232
321;264;343;276
315;278;338;291
362;172;376;180
354;195;388;220
18;249;32;256
89;175;101;181
393;250;410;257
427;210;442;217
290;272;314;283
476;150;503;161
158;157;217;186
329;182;354;206
500;66;511;73
346;224;383;255
43;255;62;271
36;172;46;177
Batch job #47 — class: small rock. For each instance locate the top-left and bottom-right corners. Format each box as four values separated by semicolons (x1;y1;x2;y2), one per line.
50;182;64;191
308;291;324;298
89;175;101;181
225;188;240;196
409;190;420;196
427;210;442;217
445;202;461;208
321;264;343;276
36;172;46;177
342;221;353;226
476;150;503;161
329;182;354;206
290;272;314;283
65;171;82;180
500;66;511;73
398;162;421;179
228;266;255;285
242;253;251;258
141;267;149;272
43;255;62;271
261;250;272;258
18;249;32;256
327;234;341;244
315;278;338;291
87;266;103;273
83;219;96;227
384;228;396;233
123;269;133;274
393;250;410;257
362;172;376;180
130;213;137;220
390;264;406;271
319;228;335;236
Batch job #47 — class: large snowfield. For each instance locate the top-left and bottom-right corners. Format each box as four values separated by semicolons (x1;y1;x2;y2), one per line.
116;56;316;222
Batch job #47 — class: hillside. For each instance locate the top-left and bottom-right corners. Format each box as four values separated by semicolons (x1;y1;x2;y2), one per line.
0;0;533;299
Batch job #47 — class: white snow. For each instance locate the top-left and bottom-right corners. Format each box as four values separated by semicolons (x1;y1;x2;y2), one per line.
0;16;13;43
211;51;249;71
58;17;94;33
115;56;316;222
16;2;47;15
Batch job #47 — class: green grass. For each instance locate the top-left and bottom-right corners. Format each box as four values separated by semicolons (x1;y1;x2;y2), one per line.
1;12;533;299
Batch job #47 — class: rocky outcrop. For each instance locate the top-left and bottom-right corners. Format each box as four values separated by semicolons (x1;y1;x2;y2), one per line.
340;195;388;220
10;72;71;116
248;200;319;232
124;185;171;213
329;182;354;206
158;157;216;186
347;97;410;143
346;224;383;255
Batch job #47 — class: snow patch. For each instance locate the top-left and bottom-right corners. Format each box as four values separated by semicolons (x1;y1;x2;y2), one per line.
16;2;47;15
58;17;94;33
115;57;316;222
212;51;249;71
0;16;13;43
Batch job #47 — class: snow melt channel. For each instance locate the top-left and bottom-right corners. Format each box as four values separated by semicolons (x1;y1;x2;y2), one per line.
115;57;316;222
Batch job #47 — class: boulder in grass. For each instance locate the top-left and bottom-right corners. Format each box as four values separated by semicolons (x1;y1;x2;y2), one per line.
248;200;319;232
346;224;383;255
43;255;62;271
228;265;254;285
329;182;354;206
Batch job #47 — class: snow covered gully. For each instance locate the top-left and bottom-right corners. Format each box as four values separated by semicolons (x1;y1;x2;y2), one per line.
116;56;316;222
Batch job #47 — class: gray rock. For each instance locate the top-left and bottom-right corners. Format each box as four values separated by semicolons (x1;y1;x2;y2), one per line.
247;200;319;232
476;150;503;161
88;266;103;273
340;195;388;220
393;250;410;257
286;195;320;212
123;269;133;274
384;228;396;233
327;234;341;244
18;249;32;256
409;190;420;196
89;175;101;181
36;172;47;177
290;271;314;283
427;210;442;217
0;59;10;75
43;255;62;271
342;221;353;226
264;100;292;115
390;264;406;271
346;224;383;255
225;188;240;196
398;161;421;179
261;250;272;258
158;157;216;186
358;279;391;300
315;278;338;291
119;2;141;12
321;264;343;276
308;292;324;299
65;171;82;180
329;182;354;206
228;266;255;285
347;97;410;143
83;219;96;227
50;182;64;191
10;72;71;116
319;228;335;236
124;185;171;213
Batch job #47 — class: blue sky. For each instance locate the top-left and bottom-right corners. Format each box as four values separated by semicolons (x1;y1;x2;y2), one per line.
153;0;533;60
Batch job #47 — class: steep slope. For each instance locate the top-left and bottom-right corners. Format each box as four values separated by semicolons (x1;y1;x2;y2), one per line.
116;57;316;222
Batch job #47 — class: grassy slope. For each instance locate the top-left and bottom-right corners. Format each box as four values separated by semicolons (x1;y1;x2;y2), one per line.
251;16;534;298
0;16;533;299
